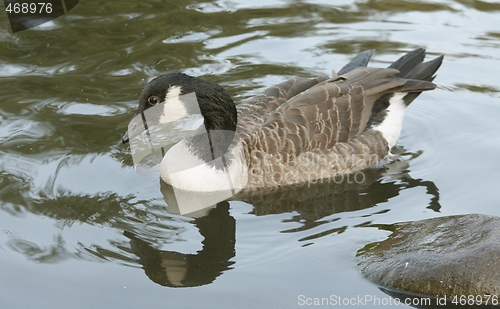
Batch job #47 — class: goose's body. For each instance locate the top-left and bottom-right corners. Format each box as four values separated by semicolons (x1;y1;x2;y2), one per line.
123;49;443;192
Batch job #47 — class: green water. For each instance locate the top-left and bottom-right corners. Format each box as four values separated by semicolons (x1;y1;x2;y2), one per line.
1;0;500;308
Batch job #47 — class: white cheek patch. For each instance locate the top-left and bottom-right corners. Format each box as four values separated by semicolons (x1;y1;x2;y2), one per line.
159;85;188;124
128;86;205;178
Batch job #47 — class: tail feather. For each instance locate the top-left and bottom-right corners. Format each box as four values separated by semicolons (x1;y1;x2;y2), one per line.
399;54;443;106
371;49;443;110
389;48;426;77
368;49;443;149
392;79;436;93
405;55;444;81
338;49;374;75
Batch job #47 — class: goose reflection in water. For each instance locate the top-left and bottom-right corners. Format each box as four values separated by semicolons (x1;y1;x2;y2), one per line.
125;151;440;288
124;202;235;288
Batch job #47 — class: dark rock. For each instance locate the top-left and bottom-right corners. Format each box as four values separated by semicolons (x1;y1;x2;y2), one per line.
358;214;500;298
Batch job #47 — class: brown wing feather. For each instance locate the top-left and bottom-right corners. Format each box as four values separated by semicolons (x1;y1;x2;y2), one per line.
240;66;436;162
236;76;328;137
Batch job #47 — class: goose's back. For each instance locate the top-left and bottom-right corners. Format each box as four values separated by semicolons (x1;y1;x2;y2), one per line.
236;75;329;136
235;50;441;189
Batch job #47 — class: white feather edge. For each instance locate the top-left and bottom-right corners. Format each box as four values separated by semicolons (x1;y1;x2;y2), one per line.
372;92;408;149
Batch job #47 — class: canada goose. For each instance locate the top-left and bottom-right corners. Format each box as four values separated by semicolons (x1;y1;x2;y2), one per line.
123;49;443;193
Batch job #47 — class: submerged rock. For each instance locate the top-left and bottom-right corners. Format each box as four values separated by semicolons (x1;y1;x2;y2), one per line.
358;214;500;298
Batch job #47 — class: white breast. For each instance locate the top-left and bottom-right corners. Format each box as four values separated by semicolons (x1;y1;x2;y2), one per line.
160;138;248;193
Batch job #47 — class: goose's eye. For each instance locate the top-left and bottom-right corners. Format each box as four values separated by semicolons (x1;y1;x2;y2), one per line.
147;96;160;106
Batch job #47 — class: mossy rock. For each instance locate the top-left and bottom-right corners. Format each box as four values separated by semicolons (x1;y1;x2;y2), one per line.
358;214;500;298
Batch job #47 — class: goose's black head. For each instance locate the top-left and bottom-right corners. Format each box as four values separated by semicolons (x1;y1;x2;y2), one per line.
122;73;237;144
